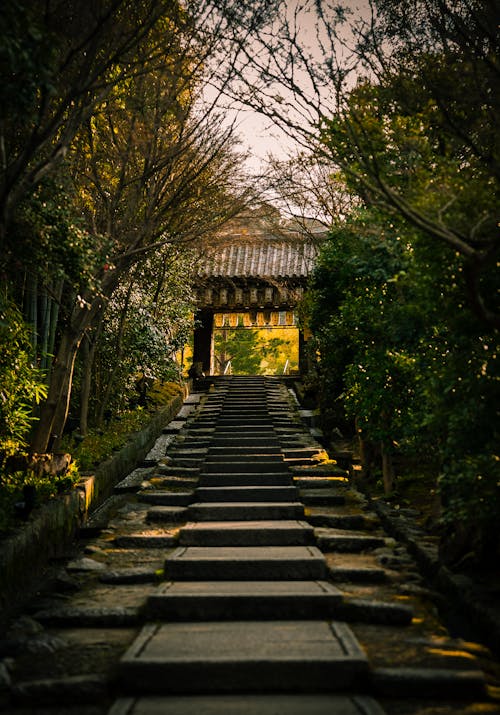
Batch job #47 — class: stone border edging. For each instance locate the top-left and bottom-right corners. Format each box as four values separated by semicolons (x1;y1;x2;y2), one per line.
372;499;500;657
0;390;187;622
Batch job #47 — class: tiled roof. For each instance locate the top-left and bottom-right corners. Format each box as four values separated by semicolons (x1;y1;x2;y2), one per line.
198;241;318;279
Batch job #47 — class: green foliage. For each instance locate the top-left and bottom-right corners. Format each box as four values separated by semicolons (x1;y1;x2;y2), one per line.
61;408;152;471
0;294;47;459
309;201;500;554
214;328;263;374
148;381;184;408
0;462;81;536
6;177;111;288
86;247;195;422
214;326;291;375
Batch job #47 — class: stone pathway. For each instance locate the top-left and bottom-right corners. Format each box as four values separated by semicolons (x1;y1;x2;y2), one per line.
2;377;499;714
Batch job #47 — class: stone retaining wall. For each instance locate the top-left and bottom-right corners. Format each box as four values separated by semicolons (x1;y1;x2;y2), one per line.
372;499;500;658
0;391;186;623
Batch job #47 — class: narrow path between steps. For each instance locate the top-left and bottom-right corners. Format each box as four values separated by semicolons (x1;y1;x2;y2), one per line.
3;376;499;714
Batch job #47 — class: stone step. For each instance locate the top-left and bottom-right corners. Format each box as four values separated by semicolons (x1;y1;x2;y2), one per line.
195;486;298;503
215;418;276;425
210;428;274;434
283;448;326;458
119;621;368;693
148;477;198;490
109;695;387;715
294;477;348;488
167;449;208;457
162;420;186;434
202;460;288;474
172;440;211;449
370;666;487;699
300;490;346;506
178;520;315;546
145;580;343;620
199;426;276;433
204;454;283;463
216;410;270;416
165;546;327;580
290;466;348;477
308;513;375;530
328;566;387;583
207;446;280;455
114;533;179;549
338;598;413;625
146;506;188;524
168;457;205;468
156;465;200;477
209;438;283;447
199;473;293;487
188;502;304;521
138;491;194;507
315;530;387;552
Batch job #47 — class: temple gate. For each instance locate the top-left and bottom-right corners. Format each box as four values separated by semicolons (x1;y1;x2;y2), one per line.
192;237;319;375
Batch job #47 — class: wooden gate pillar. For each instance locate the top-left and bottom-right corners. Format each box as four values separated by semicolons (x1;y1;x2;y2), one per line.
192;309;214;376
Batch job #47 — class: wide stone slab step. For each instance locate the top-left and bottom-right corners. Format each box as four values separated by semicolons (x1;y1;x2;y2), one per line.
308;513;375;530
202;460;288;474
195;486;298;503
118;621;368;693
146;506;188;524
208;446;279;455
328;566;387;583
138;491;194;507
114;533;179;549
164;545;327;580
371;666;487;699
199;472;293;487
300;489;346;506
215;418;276;425
178;520;315;546
162;420;187;434
316;530;387;553
114;468;153;493
338;598;414;625
209;437;280;446
204;453;283;463
156;465;200;477
99;567;161;584
145;581;344;620
148;477;198;490
109;694;387;715
188;502;304;521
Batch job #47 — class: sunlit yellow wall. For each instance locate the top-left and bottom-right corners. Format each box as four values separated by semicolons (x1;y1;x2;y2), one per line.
176;312;300;376
258;326;299;375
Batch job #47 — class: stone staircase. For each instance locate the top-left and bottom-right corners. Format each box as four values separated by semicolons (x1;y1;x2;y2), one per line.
4;377;498;714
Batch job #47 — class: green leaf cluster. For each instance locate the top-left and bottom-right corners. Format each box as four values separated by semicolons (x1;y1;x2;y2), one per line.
309;204;500;547
0;293;47;460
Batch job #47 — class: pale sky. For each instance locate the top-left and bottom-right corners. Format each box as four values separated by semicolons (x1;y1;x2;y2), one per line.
227;0;371;174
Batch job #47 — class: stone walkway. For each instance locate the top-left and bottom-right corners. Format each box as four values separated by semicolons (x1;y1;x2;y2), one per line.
2;377;499;714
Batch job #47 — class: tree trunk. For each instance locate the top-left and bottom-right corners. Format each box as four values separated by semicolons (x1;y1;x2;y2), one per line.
80;312;104;435
40;287;50;371
381;441;395;495
27;274;38;356
47;281;63;360
30;271;120;453
79;336;92;437
31;328;81;453
95;278;134;426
